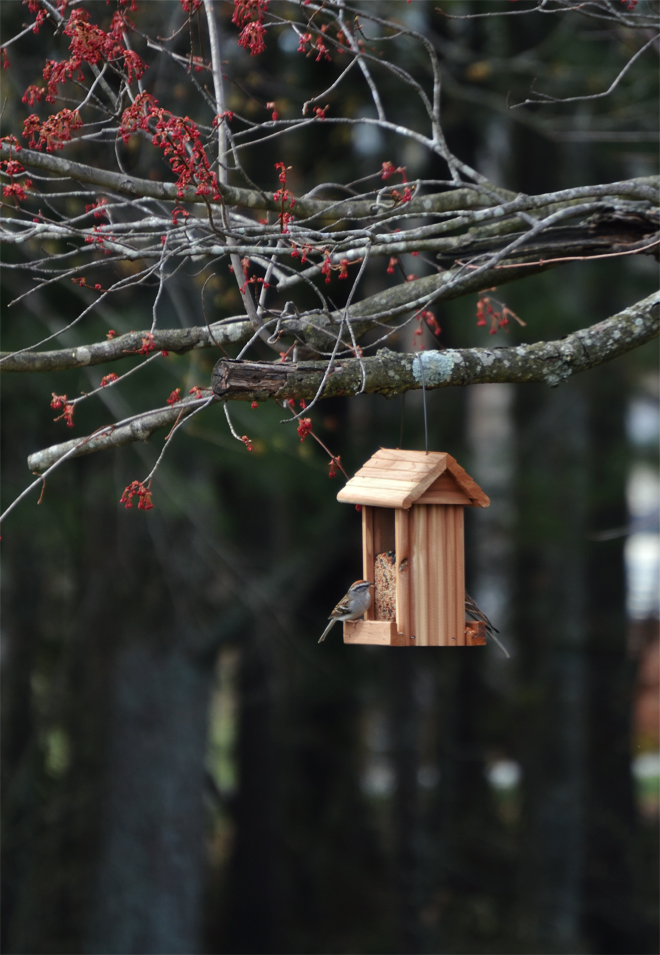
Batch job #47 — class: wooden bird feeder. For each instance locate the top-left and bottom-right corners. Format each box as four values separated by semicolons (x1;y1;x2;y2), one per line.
336;449;490;647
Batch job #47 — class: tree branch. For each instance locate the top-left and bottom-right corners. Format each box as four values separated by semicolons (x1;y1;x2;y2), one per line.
27;394;214;473
2;142;656;222
25;293;658;472
211;292;659;401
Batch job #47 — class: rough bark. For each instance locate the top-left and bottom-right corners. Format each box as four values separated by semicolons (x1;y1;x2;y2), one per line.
212;292;659;401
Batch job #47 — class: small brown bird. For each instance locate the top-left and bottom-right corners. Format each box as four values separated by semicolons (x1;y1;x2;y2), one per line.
318;579;374;643
465;592;510;658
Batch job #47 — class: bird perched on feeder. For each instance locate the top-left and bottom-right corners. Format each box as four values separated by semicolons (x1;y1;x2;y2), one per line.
465;592;510;658
318;579;374;643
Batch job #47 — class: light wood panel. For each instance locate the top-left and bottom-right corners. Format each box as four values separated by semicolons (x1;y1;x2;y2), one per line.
343;619;400;645
362;506;375;620
395;508;412;645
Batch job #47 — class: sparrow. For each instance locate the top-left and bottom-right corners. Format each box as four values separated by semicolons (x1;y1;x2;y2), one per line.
465;592;510;658
318;579;374;643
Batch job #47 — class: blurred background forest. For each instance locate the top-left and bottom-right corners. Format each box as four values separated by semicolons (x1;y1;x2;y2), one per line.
1;2;658;953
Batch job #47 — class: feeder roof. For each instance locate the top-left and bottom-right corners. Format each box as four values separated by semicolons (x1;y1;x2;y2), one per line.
336;449;490;509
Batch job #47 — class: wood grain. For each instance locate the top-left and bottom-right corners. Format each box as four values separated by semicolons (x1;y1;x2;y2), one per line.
343;619;400;645
362;506;375;620
395;508;412;645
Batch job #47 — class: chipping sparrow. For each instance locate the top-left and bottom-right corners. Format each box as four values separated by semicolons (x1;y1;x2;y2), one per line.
318;579;374;643
465;592;510;658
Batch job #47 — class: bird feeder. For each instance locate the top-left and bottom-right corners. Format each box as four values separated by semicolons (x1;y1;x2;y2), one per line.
336;449;490;647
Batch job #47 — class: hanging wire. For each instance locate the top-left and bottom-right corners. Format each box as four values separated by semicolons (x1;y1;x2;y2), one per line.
415;353;429;454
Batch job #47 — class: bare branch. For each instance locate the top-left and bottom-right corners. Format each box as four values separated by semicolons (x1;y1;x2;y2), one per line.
212;293;659;402
25;293;658;473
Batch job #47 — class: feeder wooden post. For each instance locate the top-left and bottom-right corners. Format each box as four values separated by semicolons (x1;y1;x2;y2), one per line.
337;450;490;647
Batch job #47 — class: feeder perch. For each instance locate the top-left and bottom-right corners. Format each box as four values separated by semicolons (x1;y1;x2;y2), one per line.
336;449;490;647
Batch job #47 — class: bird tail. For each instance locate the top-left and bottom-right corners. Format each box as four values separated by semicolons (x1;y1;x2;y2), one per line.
318;618;337;643
489;631;511;659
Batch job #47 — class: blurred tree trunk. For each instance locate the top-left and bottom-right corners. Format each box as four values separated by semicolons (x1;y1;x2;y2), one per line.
516;378;588;954
226;625;276;955
583;362;648;952
85;639;212;955
389;652;422;955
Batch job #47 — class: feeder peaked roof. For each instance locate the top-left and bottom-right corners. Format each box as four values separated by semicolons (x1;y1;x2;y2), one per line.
336;449;490;510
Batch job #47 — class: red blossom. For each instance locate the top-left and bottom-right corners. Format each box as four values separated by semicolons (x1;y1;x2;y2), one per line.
50;393;75;427
238;20;266;56
251;401;259;409
314;36;331;62
297;417;313;442
23;7;145;105
232;0;269;28
189;385;204;399
1;151;33;202
106;329;116;339
166;388;181;405
23;109;83;151
138;332;155;354
386;257;397;275
120;480;154;510
241;435;253;451
338;259;350;279
180;0;202;11
475;294;524;335
100;373;119;386
321;252;332;284
297;31;312;53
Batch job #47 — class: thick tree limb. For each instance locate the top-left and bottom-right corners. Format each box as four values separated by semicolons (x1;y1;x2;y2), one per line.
26;293;658;472
212;292;659;401
1;142;656;222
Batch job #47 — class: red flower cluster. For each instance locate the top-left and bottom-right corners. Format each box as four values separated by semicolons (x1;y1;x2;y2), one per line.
475;294;525;335
120;94;221;201
241;435;253;451
321;252;332;284
166;388;181;405
274;162;296;233
50;392;75;427
380;162;412;203
296;32;331;62
138;332;156;354
23;109;82;151
232;0;269;56
297;417;313;442
85;197;108;220
100;373;119;386
23;8;145;106
120;480;154;510
0;137;32;201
